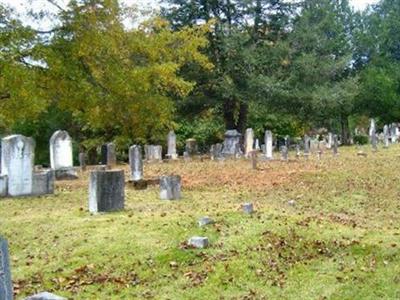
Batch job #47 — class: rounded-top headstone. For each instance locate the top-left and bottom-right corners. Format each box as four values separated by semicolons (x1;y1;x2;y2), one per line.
49;130;73;170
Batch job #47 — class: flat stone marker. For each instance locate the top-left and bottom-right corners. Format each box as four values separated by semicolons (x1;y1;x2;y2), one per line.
25;292;66;300
188;236;209;248
160;175;181;200
198;216;214;227
129;145;143;181
242;203;254;214
89;170;125;213
0;237;13;300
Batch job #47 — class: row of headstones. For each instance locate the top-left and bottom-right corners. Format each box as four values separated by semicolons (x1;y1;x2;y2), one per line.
370;119;400;150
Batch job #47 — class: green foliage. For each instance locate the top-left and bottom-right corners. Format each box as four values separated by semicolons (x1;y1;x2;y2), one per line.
353;134;369;145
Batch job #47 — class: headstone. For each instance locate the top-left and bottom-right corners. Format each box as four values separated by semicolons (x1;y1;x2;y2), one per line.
326;132;333;149
101;143;117;168
254;139;260;151
167;131;178;159
129;145;143;181
160;175;181;200
383;125;390;148
295;144;301;158
281;146;288;161
222;130;242;157
198;216;214;227
188;236;209;249
88;170;125;213
185;139;198;156
49;130;73;170
369;118;376;138
369;119;378;151
32;170;55;195
391;123;398;143
25;292;66;300
144;145;162;162
371;133;378;151
332;134;338;156
244;128;254;157
1;135;35;197
264;130;273;160
79;153;86;171
210;143;223;160
242;203;254;214
0;237;13;300
304;135;311;158
251;151;257;169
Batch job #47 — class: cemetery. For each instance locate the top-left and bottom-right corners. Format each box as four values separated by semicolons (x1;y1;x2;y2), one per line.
1;0;400;299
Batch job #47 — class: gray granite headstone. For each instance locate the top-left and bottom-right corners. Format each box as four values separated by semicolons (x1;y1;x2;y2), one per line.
167;131;178;159
129;145;143;181
242;203;254;214
198;216;214;227
332;134;338;156
188;236;209;248
32;170;55;196
144;145;162;162
185;139;198;156
101;143;116;168
326;132;333;149
383;125;389;148
210;143;223;160
160;175;181;200
25;292;66;300
79;153;86;171
89;170;125;213
0;237;13;300
244;128;254;157
222;130;242;157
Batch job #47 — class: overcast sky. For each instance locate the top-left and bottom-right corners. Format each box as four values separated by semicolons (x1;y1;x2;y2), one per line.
1;0;380;30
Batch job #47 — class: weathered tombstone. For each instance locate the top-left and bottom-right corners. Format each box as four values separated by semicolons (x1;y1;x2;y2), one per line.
244;128;254;158
0;237;13;300
242;203;254;214
88;170;125;213
254;139;260;151
304;135;311;158
49;131;77;180
144;145;162;162
79;152;86;171
1;135;35;197
369;119;378;151
188;236;209;249
185;139;198;156
198;216;214;227
160;175;181;200
25;292;66;300
281;146;288;161
264;130;273;160
332;134;339;156
210;143;223;160
32;170;55;195
101;143;117;168
326;133;333;149
383;125;390;148
129;145;143;181
295;144;301;159
167;131;178;159
222;130;242;158
391;123;398;143
250;151;257;169
371;133;378;151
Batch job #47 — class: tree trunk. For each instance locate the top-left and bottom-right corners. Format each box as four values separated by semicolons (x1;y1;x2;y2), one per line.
223;99;236;130
340;114;351;145
237;102;248;134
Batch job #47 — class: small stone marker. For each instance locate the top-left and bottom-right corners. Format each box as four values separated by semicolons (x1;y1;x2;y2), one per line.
188;236;209;248
254;139;260;151
288;199;296;206
25;292;66;300
144;145;162;162
167;131;178;159
198;216;214;227
0;237;12;300
264;130;273;160
88;170;125;213
242;203;254;214
244;128;254;157
160;175;181;200
129;145;143;181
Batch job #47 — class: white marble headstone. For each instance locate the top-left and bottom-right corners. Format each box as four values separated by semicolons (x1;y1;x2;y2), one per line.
50;130;73;170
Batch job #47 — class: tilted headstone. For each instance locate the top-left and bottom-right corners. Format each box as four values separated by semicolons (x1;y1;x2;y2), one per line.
222;130;242;157
144;145;162;162
244;128;254;158
129;145;143;181
88;170;125;213
160;175;181;200
25;292;66;300
210;143;223;160
332;134;339;156
0;237;13;300
101;143;117;168
167;131;178;159
264;130;273;160
185;139;198;156
1;135;35;196
383;125;389;148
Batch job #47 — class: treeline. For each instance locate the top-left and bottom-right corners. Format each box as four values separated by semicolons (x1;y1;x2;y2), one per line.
1;0;399;163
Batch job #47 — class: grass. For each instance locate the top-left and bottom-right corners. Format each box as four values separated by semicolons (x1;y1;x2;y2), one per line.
1;145;400;299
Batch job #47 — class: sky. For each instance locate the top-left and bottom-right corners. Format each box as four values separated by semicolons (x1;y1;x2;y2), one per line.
1;0;380;30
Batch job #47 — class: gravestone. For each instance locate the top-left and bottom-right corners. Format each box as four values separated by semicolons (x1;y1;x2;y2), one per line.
79;153;86;171
49;130;78;179
244;128;254;157
185;139;198;156
222;130;242;157
129;145;143;181
254;139;260;151
0;237;13;300
304;135;311;158
281;146;288;161
160;175;181;200
295;144;301;158
32;170;55;196
144;145;162;162
242;203;254;214
88;170;125;213
167;131;178;159
25;292;66;300
0;175;7;197
369;118;376;139
326;133;333;149
391;123;398;143
188;236;209;249
332;134;338;156
1;135;35;197
101;143;117;168
210;143;223;160
264;130;273;160
198;216;214;227
383;125;389;148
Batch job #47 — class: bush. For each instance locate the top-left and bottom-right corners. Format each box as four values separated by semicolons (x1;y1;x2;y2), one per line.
353;134;369;145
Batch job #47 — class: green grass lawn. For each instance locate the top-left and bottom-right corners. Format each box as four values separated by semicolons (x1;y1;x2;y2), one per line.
1;145;400;299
